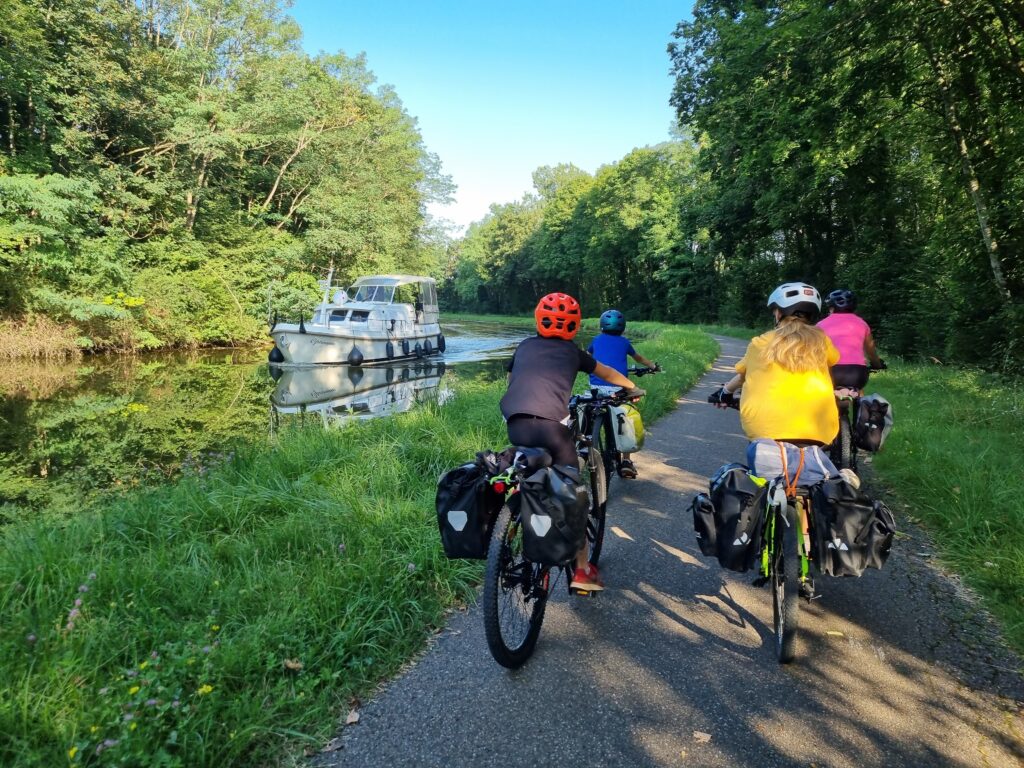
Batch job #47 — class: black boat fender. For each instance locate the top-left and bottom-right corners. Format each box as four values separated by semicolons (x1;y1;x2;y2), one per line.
424;339;433;355
386;341;395;359
348;346;364;366
268;345;285;364
437;333;446;353
401;339;410;356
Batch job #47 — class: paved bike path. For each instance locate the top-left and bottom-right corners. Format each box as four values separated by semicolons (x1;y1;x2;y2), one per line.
316;336;1023;768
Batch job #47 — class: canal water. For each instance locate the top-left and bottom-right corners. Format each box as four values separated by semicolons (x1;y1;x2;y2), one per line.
0;321;530;521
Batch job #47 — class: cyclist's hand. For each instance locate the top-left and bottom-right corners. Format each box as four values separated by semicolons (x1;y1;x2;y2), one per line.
871;359;887;371
653;362;663;373
708;387;735;408
625;387;645;401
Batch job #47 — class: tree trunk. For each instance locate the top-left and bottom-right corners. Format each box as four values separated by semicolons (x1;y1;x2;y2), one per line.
6;96;14;155
185;156;209;231
926;44;1012;301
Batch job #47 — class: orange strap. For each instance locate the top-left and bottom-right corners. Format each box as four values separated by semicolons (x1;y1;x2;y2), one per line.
776;441;806;499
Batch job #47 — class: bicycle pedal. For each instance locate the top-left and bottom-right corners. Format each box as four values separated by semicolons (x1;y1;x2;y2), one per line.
751;576;769;588
571;588;599;597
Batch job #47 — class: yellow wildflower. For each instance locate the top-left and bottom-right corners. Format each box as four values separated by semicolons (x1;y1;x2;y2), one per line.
211;625;220;632
89;726;98;734
129;722;137;731
129;686;140;695
197;684;213;696
68;746;78;759
139;661;148;670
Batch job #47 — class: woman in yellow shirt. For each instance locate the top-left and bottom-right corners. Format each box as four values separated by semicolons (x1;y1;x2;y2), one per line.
709;282;840;479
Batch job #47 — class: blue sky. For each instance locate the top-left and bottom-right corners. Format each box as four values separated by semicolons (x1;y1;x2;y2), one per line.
290;1;690;231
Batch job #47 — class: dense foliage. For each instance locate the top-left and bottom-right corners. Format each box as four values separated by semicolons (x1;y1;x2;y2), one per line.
0;0;451;355
445;2;1024;371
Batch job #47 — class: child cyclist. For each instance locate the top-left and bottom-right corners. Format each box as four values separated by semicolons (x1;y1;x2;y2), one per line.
587;309;659;479
709;283;840;482
816;289;885;390
501;293;643;592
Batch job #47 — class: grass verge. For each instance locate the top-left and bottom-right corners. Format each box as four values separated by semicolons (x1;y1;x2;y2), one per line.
868;363;1024;654
0;324;716;767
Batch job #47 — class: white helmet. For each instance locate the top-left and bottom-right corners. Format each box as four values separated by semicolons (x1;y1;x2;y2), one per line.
767;282;822;319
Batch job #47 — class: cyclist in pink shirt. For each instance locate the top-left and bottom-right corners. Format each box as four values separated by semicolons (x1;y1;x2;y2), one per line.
816;289;885;389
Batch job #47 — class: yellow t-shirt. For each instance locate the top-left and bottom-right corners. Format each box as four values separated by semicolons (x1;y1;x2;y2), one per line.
735;331;840;444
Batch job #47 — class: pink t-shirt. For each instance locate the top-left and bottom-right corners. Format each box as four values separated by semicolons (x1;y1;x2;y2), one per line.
816;313;870;366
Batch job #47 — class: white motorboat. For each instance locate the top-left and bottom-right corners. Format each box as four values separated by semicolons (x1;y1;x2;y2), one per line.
270;360;447;428
269;274;445;366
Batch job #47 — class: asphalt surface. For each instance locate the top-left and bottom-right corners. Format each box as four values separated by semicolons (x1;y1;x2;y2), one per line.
315;336;1024;768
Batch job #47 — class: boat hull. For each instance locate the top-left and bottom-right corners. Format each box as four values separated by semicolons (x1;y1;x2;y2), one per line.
270;324;444;366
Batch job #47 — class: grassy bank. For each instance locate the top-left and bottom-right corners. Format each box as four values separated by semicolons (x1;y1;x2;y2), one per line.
870;364;1024;653
0;325;716;767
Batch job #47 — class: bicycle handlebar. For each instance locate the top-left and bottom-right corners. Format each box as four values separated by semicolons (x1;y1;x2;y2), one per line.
628;364;662;377
571;387;645;408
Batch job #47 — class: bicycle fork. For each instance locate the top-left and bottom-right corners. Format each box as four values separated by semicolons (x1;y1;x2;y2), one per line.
761;488;816;601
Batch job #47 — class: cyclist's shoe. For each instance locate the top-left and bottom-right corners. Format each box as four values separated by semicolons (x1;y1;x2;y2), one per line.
618;459;637;479
570;563;604;593
751;574;769;588
799;577;816;601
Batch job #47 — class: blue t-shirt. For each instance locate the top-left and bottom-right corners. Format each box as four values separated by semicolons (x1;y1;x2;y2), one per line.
587;333;636;386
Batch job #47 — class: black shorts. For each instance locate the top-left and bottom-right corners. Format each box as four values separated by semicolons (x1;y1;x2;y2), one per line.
506;415;577;466
830;364;870;389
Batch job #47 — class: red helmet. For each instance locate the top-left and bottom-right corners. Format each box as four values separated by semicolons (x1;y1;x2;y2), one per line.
534;292;581;340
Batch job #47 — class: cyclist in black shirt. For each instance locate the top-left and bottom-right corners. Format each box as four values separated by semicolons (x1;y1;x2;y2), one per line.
500;292;641;592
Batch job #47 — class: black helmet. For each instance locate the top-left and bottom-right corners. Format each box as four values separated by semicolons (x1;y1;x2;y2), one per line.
825;289;857;313
599;309;626;335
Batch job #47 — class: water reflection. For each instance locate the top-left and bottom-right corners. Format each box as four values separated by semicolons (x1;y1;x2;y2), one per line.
270;360;448;429
0;320;516;520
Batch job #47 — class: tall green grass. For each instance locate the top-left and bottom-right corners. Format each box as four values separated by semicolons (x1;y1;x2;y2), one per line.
0;325;716;767
869;363;1024;653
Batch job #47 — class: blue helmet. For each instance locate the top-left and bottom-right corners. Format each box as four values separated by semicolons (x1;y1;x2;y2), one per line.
599;309;626;335
825;289;857;313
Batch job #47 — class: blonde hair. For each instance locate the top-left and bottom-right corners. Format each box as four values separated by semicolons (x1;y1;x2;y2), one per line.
764;316;830;372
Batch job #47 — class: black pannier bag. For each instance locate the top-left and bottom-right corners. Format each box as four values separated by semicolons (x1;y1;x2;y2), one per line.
436;462;502;559
698;463;769;572
854;394;893;452
520;464;588;566
691;493;717;557
812;479;896;577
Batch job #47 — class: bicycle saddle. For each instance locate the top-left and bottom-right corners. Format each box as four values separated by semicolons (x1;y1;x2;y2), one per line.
512;447;553;472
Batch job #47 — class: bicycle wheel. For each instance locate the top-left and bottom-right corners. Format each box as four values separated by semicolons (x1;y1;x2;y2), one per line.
482;502;550;668
830;405;854;470
771;503;801;664
596;411;616;489
585;421;609;565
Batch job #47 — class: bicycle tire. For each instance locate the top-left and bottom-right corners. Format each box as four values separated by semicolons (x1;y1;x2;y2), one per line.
830;403;855;471
597;411;616;490
586;420;609;565
771;503;801;664
482;502;550;668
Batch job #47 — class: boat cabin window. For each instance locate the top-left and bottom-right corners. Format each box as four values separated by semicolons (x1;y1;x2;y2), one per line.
348;310;370;323
351;285;394;303
329;309;348;322
394;284;418;306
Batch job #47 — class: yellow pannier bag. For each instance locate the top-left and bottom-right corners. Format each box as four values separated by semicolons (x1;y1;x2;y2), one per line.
610;403;644;452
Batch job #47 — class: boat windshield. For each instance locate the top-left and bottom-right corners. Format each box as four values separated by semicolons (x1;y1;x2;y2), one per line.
350;284;395;303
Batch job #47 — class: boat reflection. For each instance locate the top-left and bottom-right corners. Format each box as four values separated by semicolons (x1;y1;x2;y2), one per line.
270;360;448;428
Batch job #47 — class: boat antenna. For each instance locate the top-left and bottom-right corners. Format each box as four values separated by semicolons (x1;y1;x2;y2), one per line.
321;261;335;307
